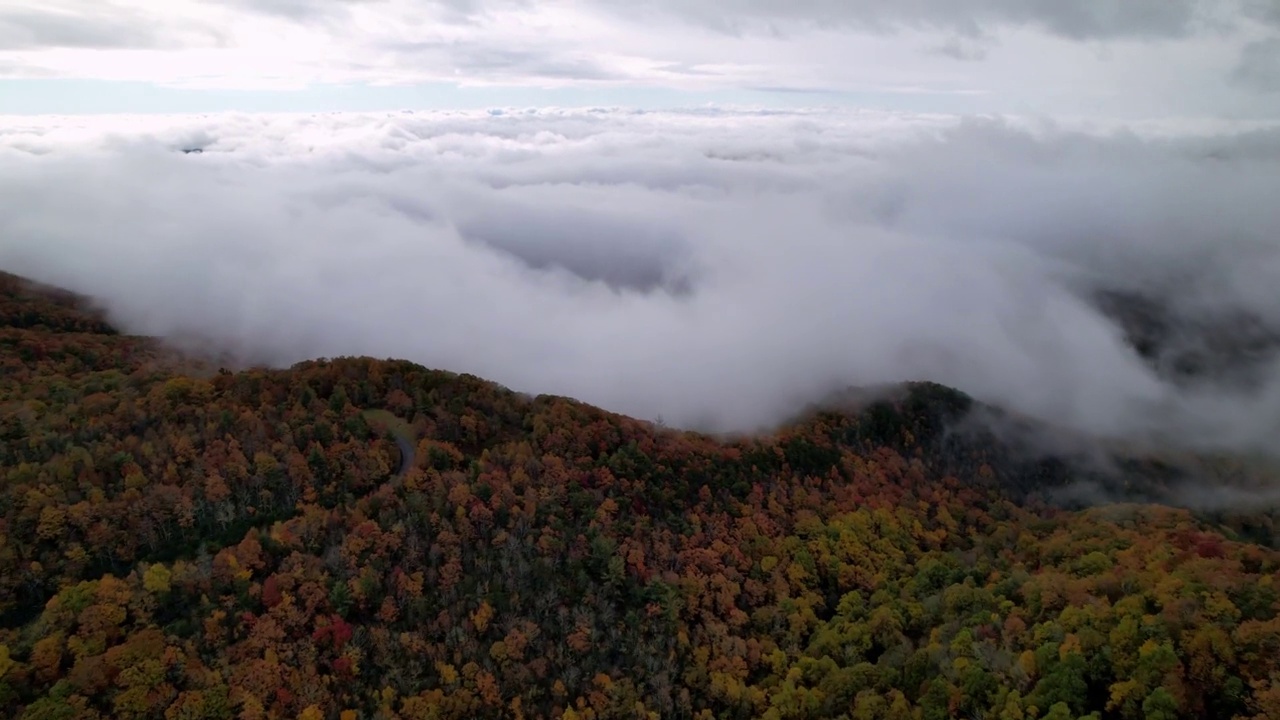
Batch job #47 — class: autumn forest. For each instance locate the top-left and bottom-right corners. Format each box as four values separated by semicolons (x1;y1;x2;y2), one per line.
2;269;1280;720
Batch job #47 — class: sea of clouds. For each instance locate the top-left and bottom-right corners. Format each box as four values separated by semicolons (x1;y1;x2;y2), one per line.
2;108;1278;452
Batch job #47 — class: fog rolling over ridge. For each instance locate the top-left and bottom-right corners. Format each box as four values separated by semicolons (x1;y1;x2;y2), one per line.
2;109;1279;454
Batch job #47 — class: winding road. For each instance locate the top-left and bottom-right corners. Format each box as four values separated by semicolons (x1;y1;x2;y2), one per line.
392;433;415;477
361;409;416;479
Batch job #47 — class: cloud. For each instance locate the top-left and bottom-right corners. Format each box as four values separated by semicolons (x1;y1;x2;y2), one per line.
226;0;1270;42
230;0;522;25
227;0;382;22
1;109;1279;456
1245;0;1280;27
929;36;992;62
388;41;625;83
0;58;54;77
1233;38;1280;92
453;196;696;294
0;1;1275;119
601;0;1216;40
0;5;164;50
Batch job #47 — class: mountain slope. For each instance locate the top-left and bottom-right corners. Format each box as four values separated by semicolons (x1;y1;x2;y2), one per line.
2;272;1280;720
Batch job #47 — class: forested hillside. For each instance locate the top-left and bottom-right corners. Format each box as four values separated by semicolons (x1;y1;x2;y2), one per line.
2;270;1280;720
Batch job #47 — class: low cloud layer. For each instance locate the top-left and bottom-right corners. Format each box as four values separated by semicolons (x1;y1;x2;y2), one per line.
2;109;1279;454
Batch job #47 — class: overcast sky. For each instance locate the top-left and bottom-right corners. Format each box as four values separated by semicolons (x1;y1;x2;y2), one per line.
1;0;1278;117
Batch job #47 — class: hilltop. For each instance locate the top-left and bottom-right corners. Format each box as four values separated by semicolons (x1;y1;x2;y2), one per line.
2;271;1280;720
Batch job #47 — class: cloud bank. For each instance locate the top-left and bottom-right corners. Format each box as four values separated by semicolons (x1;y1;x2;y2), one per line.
2;108;1279;454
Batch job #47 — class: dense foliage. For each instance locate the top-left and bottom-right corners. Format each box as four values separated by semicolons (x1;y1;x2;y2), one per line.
2;271;1280;720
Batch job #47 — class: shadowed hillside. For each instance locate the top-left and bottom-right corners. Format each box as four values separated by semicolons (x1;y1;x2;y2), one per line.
1093;287;1280;391
0;271;118;336
3;272;1280;720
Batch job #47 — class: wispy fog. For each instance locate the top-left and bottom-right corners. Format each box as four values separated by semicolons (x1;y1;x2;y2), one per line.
2;109;1278;452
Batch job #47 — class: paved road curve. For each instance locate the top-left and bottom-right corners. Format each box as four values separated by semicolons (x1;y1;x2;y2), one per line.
391;433;415;477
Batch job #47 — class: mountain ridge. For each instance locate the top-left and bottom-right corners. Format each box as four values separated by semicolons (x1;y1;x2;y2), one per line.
4;270;1280;720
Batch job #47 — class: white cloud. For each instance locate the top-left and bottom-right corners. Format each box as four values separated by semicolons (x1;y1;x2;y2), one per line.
2;108;1279;455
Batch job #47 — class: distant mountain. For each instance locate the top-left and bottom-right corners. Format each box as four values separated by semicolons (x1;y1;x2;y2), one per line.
3;270;1280;720
1093;287;1280;390
0;270;118;336
811;378;1280;538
